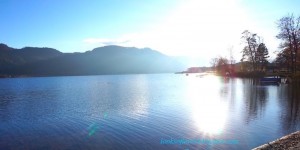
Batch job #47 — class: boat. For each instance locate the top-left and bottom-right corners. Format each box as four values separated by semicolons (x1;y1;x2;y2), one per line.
260;77;281;85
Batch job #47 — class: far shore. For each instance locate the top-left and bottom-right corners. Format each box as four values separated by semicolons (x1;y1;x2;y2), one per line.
177;71;300;85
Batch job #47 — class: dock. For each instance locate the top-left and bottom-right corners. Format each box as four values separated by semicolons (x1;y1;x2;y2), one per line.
252;131;300;150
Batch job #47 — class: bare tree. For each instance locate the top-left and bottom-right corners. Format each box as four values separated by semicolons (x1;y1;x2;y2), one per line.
210;56;229;75
275;47;291;69
216;56;229;75
241;30;257;71
276;14;300;73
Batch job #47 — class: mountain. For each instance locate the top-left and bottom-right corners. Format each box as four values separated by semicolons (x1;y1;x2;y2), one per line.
0;43;63;70
0;44;185;76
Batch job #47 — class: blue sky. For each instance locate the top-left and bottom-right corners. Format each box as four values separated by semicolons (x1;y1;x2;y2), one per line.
0;0;179;50
1;0;300;65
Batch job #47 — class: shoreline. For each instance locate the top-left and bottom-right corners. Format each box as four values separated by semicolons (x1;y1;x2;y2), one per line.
252;131;300;150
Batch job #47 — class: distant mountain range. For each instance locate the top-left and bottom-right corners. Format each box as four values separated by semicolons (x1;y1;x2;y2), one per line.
0;44;186;77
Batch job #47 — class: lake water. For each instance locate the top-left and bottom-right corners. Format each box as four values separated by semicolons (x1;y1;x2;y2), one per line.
0;74;300;149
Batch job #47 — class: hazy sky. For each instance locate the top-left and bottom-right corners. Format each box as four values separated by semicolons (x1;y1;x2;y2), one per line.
1;0;299;65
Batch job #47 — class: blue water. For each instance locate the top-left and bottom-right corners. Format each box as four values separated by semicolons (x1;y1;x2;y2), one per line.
0;74;299;149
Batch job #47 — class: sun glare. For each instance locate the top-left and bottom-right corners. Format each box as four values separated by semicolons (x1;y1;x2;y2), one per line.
81;0;251;64
185;75;229;135
118;0;247;59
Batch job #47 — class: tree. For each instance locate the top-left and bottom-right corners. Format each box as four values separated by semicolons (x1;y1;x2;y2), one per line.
216;57;229;68
255;43;269;71
275;47;291;69
241;30;269;71
241;30;258;71
276;14;300;73
217;57;229;75
211;56;229;75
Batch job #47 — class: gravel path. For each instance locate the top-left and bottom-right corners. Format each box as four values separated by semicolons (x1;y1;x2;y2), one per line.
253;131;300;150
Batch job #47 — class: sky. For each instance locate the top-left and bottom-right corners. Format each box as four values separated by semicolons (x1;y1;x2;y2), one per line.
1;0;300;66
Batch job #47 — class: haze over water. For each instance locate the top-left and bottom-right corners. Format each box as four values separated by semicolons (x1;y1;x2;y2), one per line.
0;74;299;149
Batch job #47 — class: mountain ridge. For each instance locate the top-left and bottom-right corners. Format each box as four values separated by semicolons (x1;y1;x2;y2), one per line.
0;43;186;77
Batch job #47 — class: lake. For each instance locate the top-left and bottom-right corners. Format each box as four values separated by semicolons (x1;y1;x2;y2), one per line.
0;74;300;149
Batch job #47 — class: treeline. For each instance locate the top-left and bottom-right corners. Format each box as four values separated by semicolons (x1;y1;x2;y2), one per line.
211;14;300;76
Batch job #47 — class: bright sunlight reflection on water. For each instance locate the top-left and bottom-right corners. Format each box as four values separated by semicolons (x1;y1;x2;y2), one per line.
185;74;228;135
1;74;300;149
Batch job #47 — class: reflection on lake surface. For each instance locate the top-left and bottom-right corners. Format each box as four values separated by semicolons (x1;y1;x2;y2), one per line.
0;74;300;149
